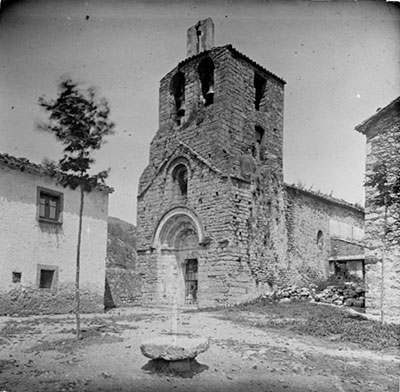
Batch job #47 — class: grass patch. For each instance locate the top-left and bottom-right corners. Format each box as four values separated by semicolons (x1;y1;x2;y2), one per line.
217;300;400;351
28;328;124;353
0;321;41;337
100;312;156;323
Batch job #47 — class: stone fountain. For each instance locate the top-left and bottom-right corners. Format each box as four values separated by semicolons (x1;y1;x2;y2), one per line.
140;297;209;374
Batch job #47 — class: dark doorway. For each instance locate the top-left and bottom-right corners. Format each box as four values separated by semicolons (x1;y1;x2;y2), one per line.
184;259;198;304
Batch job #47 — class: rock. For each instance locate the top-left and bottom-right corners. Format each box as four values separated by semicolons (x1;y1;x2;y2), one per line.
346;309;369;320
355;286;365;294
140;336;209;361
243;350;257;357
344;298;354;307
349;290;358;298
353;299;365;308
279;298;291;304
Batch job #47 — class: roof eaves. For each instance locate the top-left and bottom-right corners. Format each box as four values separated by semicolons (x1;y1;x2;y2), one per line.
355;96;400;135
226;44;286;85
176;44;286;85
0;153;114;194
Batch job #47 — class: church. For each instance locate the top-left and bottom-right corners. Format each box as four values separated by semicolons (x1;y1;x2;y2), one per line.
135;19;364;308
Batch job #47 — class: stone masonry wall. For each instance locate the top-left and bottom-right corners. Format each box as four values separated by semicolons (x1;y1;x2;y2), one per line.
0;165;108;315
219;49;287;293
105;268;142;308
284;185;364;286
361;110;400;323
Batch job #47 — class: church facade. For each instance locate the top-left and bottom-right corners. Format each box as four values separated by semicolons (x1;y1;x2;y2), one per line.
136;19;364;308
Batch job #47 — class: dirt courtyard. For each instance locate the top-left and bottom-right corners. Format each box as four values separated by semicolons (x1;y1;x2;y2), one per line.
0;306;399;392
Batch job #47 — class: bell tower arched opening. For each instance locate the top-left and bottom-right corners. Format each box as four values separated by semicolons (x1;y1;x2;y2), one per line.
197;57;215;106
170;71;186;125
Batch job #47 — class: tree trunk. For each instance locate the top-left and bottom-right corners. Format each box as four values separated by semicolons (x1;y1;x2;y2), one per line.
75;184;85;340
380;205;388;324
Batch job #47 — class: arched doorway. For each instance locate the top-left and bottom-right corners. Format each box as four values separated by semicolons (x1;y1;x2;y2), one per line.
153;207;204;306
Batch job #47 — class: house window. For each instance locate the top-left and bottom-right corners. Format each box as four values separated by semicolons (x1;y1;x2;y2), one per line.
170;71;185;125
12;272;21;283
37;265;58;289
198;57;214;106
37;187;63;223
254;72;266;110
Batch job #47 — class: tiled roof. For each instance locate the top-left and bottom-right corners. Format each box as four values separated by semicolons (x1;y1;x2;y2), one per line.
0;153;114;193
355;96;400;135
177;44;286;85
285;183;364;213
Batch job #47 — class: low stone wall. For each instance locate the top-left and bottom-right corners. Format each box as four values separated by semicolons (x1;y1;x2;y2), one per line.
0;284;103;316
272;282;366;307
105;268;142;308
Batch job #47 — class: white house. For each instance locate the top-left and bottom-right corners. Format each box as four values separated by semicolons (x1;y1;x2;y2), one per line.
0;153;112;315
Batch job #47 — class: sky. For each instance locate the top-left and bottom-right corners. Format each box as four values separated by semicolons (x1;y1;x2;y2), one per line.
1;0;399;224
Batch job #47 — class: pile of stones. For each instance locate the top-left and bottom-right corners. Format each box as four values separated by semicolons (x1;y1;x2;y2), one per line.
272;282;365;308
313;283;365;307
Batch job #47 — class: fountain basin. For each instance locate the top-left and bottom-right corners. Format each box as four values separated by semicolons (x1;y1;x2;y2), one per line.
140;336;209;361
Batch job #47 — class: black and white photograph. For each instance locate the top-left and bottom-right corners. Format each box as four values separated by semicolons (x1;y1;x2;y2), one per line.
0;0;399;391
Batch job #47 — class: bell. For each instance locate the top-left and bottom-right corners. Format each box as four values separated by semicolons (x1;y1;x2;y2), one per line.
176;100;185;110
206;85;214;96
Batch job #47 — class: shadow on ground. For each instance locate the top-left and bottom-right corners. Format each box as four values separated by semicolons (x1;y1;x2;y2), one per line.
142;358;209;378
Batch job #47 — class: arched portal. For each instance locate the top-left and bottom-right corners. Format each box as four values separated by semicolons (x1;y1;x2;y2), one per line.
152;207;204;306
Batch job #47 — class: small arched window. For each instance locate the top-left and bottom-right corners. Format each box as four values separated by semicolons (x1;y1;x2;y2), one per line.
197;57;214;106
255;126;265;160
170;72;185;125
172;164;188;196
317;230;324;248
254;72;266;111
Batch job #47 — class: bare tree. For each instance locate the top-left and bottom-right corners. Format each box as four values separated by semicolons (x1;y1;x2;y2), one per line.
39;78;115;339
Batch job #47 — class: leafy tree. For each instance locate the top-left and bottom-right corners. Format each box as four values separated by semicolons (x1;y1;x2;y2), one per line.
365;127;400;210
364;124;400;323
38;78;115;339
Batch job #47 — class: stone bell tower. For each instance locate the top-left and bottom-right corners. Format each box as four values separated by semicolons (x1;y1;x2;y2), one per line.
136;18;286;308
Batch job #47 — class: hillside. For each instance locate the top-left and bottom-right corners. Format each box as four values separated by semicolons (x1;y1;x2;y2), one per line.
107;216;137;269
